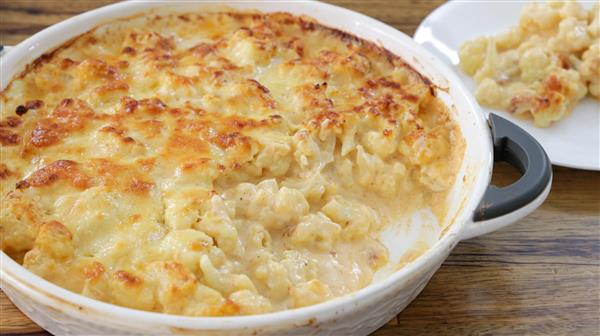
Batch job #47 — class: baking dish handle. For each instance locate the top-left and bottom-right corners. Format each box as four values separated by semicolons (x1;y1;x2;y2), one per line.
461;113;552;240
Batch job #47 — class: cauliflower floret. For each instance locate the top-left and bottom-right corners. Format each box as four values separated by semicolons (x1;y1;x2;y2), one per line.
520;3;562;32
290;279;332;308
252;257;291;300
459;37;488;75
588;3;600;38
287;213;341;251
580;41;600;98
200;255;257;295
0;191;43;256
519;47;551;83
224;179;309;231
229;290;272;315
475;78;508;108
549;17;591;53
321;196;381;239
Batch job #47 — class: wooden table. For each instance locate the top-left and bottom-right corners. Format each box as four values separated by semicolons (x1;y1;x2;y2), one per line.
1;1;599;335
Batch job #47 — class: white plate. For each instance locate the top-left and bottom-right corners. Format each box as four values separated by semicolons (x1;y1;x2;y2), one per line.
414;1;600;171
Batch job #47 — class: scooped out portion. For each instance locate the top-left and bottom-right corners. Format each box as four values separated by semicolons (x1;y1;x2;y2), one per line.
459;1;599;127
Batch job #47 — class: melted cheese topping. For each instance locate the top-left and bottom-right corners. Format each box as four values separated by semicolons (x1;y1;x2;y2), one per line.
0;10;464;315
459;1;599;127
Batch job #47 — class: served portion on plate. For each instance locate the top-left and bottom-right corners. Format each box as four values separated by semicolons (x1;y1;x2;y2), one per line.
459;1;599;127
0;9;464;316
414;0;600;170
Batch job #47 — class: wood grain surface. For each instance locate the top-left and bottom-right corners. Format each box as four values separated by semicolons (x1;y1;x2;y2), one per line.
1;1;599;335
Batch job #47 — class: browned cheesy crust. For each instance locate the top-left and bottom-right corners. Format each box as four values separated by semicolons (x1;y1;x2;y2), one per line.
0;10;464;315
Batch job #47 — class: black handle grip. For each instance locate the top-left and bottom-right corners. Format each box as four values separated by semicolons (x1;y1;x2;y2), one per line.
473;114;551;221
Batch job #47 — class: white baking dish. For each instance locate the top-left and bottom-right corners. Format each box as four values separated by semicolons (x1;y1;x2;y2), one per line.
0;1;552;335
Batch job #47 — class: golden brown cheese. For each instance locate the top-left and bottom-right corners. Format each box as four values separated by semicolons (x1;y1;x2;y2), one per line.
0;9;464;316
